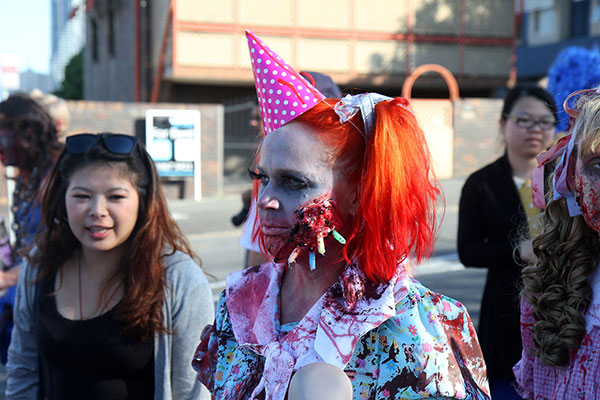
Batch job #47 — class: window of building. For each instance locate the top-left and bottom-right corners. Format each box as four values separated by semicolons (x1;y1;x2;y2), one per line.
592;0;600;23
108;4;116;57
91;16;98;62
591;0;600;35
532;8;555;35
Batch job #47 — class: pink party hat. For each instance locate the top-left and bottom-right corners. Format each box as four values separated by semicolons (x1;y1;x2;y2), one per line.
246;30;325;134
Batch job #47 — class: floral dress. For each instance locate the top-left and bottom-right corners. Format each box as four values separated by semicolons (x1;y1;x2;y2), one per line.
193;262;490;399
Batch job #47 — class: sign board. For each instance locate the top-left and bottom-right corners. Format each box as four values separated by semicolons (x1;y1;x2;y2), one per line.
145;109;202;200
0;54;20;91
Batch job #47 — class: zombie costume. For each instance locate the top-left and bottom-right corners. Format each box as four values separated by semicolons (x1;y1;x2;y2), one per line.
198;29;491;400
513;266;600;399
515;90;600;399
193;261;490;400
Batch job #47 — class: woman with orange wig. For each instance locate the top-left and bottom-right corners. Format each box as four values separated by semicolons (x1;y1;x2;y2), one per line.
193;31;489;399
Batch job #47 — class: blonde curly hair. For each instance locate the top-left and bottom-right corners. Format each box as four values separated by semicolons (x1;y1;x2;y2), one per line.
521;93;600;366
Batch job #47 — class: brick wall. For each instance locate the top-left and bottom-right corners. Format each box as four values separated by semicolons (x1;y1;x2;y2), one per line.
66;100;224;199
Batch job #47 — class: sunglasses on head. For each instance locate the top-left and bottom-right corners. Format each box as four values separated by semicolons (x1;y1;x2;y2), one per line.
66;133;138;155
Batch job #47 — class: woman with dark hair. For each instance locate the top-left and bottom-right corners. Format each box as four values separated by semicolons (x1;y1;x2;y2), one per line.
6;133;214;399
457;83;557;397
193;31;489;400
514;88;600;398
0;93;63;363
0;93;62;284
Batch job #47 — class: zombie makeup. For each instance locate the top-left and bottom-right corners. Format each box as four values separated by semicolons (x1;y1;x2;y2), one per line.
573;152;600;233
254;121;345;263
273;195;346;270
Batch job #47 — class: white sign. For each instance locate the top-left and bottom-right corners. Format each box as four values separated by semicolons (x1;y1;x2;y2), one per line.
145;109;202;200
0;54;20;91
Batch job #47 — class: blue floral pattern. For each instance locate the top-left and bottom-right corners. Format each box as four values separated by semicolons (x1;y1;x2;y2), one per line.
194;277;489;399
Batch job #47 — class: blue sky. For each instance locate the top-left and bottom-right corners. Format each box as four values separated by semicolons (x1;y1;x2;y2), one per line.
0;1;51;74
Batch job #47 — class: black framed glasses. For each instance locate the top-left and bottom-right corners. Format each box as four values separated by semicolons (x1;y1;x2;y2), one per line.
66;133;138;155
506;115;557;131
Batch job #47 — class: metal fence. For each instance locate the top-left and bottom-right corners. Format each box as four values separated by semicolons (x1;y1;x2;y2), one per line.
223;94;261;178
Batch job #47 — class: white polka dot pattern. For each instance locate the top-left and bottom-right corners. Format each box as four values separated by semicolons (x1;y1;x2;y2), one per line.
246;30;325;135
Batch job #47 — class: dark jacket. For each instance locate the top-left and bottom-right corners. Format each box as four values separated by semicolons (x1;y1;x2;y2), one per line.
457;153;528;384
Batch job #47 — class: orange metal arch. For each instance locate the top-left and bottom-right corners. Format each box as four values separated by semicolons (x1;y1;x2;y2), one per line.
402;64;459;101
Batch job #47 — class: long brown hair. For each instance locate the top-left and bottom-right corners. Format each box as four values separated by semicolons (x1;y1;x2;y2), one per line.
522;198;599;366
33;134;200;340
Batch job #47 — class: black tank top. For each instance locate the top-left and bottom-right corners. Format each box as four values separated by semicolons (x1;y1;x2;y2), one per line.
35;273;154;399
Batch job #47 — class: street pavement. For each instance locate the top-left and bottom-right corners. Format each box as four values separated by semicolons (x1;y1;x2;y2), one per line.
0;176;486;398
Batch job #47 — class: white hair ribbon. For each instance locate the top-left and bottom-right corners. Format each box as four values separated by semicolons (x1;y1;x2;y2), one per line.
334;93;412;139
531;86;600;217
552;132;581;216
531;134;581;216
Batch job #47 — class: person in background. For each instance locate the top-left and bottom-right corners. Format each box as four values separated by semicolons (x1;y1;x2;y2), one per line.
514;87;600;398
193;30;489;400
457;83;557;398
30;89;71;142
231;104;266;268
6;133;214;399
235;70;343;268
0;93;63;363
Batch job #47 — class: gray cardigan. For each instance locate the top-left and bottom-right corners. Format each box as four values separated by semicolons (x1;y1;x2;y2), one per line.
5;251;214;400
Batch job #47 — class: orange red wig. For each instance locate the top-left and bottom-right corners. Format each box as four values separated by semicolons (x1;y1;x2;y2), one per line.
253;97;440;283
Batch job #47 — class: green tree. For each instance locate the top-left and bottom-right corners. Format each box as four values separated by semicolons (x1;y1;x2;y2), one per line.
54;50;83;99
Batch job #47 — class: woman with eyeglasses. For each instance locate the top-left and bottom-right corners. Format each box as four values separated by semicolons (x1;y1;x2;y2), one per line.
5;133;214;399
457;83;557;398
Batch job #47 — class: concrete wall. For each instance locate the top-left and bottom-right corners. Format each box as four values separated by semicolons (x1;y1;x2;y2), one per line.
62;97;505;195
221;96;506;180
66;100;224;199
0;98;504;207
453;97;505;177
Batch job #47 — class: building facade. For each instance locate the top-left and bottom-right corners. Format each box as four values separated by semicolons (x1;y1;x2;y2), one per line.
84;0;517;103
52;0;73;55
50;0;86;89
19;69;53;94
516;0;600;81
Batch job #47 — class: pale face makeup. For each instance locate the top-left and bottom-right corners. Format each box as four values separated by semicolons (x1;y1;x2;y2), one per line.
573;146;600;233
255;122;355;257
65;164;140;258
501;96;555;160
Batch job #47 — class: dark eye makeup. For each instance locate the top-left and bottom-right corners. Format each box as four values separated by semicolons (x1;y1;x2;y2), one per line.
248;168;269;185
249;168;311;190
